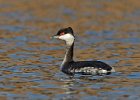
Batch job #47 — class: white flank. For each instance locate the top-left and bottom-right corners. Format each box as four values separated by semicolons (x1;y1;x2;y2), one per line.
111;67;115;72
70;67;112;75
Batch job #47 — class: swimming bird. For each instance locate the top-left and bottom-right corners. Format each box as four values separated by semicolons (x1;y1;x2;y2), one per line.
52;27;115;76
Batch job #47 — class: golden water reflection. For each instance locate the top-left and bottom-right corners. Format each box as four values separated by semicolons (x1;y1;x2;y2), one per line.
0;0;140;99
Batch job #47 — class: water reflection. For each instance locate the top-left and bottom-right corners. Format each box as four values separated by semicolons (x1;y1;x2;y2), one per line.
0;0;140;100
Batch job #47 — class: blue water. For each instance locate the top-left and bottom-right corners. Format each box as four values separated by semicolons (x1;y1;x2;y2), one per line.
0;1;140;100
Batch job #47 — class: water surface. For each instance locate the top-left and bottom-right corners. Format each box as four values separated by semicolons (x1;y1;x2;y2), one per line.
0;0;140;100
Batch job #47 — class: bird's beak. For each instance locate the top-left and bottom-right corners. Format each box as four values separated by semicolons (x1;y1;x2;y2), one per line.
51;35;59;39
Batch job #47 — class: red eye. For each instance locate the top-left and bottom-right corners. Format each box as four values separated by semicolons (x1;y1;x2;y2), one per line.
60;32;65;36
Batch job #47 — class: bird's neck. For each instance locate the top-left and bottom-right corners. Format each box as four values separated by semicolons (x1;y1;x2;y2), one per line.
61;42;74;67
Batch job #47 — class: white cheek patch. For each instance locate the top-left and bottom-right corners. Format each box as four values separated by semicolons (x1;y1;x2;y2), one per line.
59;33;74;46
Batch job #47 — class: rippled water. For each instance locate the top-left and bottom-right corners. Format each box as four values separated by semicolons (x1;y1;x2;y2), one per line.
0;0;140;100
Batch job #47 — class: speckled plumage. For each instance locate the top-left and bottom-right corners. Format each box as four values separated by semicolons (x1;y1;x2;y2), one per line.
52;27;115;76
61;61;113;75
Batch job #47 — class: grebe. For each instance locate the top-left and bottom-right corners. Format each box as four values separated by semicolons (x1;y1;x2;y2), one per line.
52;27;115;76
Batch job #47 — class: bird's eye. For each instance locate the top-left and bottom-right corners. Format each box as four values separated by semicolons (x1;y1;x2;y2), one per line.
60;32;65;36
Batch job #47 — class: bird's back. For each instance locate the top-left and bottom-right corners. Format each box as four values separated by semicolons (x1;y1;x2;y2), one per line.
61;61;113;75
